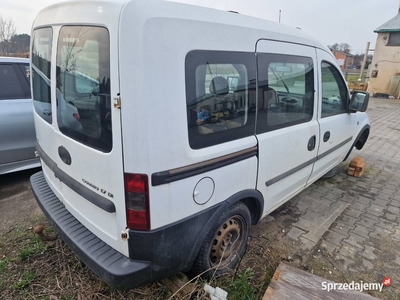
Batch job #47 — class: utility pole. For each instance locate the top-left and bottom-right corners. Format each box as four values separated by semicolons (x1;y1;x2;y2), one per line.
359;42;370;81
279;10;281;23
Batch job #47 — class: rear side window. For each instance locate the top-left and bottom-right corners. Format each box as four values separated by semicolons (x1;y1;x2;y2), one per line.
32;27;53;124
186;51;256;149
256;53;314;133
56;26;112;153
0;64;30;100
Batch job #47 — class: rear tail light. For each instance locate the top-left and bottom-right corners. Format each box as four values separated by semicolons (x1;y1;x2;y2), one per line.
124;173;150;230
72;113;80;121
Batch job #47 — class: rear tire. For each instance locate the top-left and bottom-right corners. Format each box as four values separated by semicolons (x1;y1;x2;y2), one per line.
190;202;251;279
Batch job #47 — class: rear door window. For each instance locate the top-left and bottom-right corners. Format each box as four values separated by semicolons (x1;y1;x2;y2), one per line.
56;26;112;152
256;53;314;133
32;27;53;124
0;64;30;100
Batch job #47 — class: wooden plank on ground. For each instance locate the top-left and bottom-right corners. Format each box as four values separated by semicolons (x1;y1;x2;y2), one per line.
263;263;380;300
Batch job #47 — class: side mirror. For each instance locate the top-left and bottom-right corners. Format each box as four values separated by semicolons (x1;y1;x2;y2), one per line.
349;91;369;112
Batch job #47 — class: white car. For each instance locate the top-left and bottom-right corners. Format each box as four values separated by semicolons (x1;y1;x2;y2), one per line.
30;0;370;290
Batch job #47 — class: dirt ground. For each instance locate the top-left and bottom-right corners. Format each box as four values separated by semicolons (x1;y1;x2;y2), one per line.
0;168;43;232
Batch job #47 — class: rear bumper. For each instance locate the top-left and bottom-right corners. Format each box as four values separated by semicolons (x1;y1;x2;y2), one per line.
30;171;152;289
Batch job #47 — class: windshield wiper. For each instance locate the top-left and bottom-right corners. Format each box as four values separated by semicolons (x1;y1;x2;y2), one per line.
269;66;289;93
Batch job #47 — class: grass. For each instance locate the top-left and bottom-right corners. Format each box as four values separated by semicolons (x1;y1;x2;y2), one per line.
18;237;47;261
0;259;9;274
12;271;37;290
220;268;258;300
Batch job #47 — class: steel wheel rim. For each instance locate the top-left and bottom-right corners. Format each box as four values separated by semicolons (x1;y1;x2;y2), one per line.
210;215;245;267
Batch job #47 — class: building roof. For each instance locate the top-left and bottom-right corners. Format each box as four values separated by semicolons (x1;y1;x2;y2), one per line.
330;49;354;57
375;13;400;33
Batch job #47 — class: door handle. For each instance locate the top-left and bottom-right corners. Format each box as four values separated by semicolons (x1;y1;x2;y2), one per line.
307;135;316;151
323;131;331;142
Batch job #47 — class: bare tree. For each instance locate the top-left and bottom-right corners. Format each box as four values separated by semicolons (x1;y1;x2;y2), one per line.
338;43;351;52
0;14;16;56
329;42;352;52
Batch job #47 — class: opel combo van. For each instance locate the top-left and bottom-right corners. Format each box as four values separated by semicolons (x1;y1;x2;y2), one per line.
30;0;370;289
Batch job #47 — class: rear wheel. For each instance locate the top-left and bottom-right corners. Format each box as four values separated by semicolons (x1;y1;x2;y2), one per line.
191;202;251;278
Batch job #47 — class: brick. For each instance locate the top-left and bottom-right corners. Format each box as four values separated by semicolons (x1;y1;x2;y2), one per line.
367;204;386;216
329;222;352;236
363;213;380;221
344;208;363;219
373;198;390;207
294;217;314;231
377;218;398;229
391;229;400;241
287;226;306;240
355;196;373;205
334;254;356;271
299;236;316;250
376;193;392;201
338;215;358;228
313;202;334;217
361;259;374;271
359;245;379;260
343;234;367;249
320;239;340;253
302;211;326;223
350;224;371;239
390;199;400;208
337;242;360;259
370;226;393;238
325;193;342;201
348;201;369;212
388;205;400;215
382;212;398;222
356;216;377;229
323;230;347;246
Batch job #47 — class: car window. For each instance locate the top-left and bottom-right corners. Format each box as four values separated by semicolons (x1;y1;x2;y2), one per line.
321;62;348;118
32;27;53;124
256;53;314;133
185;51;256;149
18;64;30;85
56;26;112;153
0;64;29;100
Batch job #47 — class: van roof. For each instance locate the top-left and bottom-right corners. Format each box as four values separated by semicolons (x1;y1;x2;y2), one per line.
33;0;329;52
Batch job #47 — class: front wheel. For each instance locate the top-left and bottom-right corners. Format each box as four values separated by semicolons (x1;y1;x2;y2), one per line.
191;202;251;279
322;166;337;179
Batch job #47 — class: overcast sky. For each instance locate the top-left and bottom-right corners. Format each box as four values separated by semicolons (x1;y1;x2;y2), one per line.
1;0;398;53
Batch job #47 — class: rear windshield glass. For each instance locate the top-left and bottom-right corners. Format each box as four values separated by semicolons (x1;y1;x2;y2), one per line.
32;27;53;124
56;26;112;152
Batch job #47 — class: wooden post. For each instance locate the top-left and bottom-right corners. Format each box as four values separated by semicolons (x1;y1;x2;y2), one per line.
359;42;370;81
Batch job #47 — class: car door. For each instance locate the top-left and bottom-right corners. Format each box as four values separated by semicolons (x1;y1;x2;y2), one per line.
0;61;35;166
255;40;319;215
307;49;356;183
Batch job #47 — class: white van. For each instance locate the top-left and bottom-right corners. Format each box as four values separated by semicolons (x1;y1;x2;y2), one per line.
30;0;370;289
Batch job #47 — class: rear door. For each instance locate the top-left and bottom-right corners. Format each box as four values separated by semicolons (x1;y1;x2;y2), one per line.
307;49;356;183
255;40;319;214
0;61;35;165
32;24;127;255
